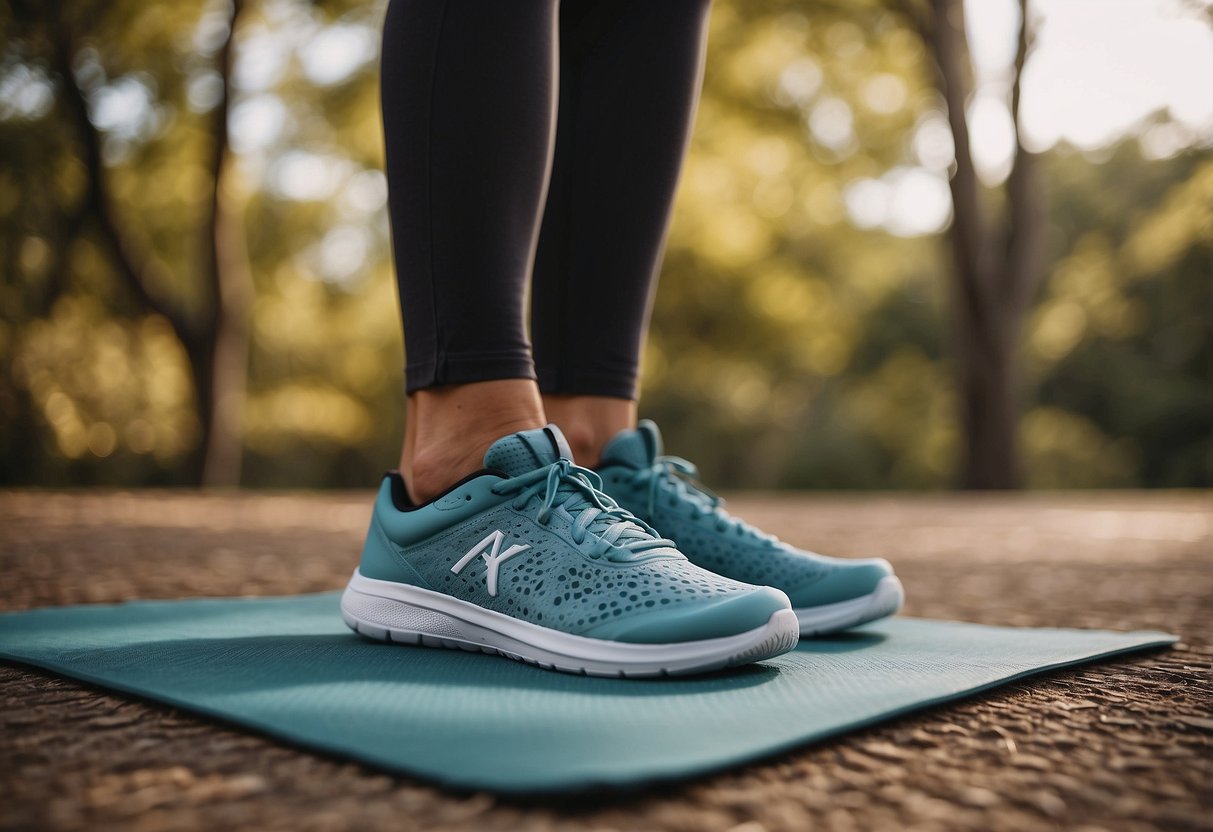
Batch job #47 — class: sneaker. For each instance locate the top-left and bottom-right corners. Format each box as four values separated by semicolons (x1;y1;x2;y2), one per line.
597;421;905;636
341;425;799;677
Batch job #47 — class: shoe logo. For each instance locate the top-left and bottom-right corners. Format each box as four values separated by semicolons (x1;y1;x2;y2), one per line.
451;530;530;597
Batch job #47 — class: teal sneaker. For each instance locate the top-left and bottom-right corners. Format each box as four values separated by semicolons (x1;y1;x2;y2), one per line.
342;425;799;677
597;421;905;636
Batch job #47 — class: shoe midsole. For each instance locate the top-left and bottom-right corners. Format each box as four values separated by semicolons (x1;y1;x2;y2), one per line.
342;569;796;664
793;575;904;630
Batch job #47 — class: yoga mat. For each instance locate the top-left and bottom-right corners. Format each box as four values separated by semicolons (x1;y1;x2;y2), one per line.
0;593;1174;793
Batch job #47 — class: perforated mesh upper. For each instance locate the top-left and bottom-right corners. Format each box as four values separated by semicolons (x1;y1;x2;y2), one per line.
484;441;549;477
639;501;830;591
389;500;759;635
599;420;843;593
483;427;572;476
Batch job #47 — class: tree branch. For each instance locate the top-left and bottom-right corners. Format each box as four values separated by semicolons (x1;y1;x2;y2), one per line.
1002;0;1046;316
892;0;933;47
199;0;246;332
44;0;196;346
923;0;1000;356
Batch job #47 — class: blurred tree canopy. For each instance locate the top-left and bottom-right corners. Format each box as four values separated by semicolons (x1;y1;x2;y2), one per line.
1;0;1209;489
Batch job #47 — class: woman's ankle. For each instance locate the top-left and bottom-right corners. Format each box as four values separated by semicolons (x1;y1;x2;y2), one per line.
401;379;546;503
541;394;637;468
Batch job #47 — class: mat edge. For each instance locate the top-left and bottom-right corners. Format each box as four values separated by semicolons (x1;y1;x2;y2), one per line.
0;631;1177;794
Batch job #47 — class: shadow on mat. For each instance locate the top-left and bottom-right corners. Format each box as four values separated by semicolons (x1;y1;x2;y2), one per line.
52;633;789;696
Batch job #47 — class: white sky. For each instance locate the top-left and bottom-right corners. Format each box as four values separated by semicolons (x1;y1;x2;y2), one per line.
853;0;1213;235
968;0;1213;167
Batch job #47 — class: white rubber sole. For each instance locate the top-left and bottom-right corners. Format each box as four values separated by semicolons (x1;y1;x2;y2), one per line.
341;570;800;678
795;575;905;636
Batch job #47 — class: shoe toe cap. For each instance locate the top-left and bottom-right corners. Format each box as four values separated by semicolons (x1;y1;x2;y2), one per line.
785;557;895;608
582;585;792;645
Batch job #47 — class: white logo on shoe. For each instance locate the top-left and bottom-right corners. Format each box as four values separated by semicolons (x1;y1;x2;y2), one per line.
451;530;530;597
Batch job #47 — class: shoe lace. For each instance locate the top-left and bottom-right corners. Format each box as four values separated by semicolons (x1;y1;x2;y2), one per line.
629;456;777;543
491;458;679;562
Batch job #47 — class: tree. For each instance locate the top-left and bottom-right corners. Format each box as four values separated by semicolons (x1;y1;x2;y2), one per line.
897;0;1045;488
17;0;253;485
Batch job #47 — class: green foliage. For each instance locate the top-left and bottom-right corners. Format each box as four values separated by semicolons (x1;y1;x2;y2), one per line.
0;0;1207;488
1027;145;1212;487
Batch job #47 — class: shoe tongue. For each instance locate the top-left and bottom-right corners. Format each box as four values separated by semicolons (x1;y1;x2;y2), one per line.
483;424;574;477
599;419;663;469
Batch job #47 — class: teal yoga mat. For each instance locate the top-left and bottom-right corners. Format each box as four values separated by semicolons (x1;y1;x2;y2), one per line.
0;592;1174;793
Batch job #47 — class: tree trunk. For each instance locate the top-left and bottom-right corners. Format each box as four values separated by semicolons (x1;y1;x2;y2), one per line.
200;0;251;486
917;0;1032;489
184;335;217;483
46;0;251;485
957;310;1022;489
200;183;252;487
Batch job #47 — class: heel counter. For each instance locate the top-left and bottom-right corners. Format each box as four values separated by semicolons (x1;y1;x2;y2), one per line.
358;481;431;589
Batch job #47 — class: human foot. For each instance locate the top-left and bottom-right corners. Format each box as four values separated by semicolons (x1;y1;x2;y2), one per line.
596;421;905;636
343;425;799;676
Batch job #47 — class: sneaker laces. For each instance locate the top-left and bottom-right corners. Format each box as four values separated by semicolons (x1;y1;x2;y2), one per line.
629;456;778;543
492;458;679;562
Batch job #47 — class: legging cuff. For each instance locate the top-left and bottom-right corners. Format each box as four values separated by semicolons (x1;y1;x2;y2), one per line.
405;351;537;394
536;367;638;401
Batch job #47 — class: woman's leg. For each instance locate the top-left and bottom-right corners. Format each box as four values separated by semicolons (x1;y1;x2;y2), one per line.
382;0;558;501
532;0;711;466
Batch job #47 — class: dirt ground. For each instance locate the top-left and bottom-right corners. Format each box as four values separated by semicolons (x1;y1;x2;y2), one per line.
1;490;1209;832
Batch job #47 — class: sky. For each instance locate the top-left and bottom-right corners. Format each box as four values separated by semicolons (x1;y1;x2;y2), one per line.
969;0;1213;170
852;0;1213;236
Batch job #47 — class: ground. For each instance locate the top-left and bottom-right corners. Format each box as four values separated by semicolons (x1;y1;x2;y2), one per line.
0;490;1209;832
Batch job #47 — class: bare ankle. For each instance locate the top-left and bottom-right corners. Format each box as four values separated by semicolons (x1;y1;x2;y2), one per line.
541;394;637;468
400;379;546;503
407;414;543;501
